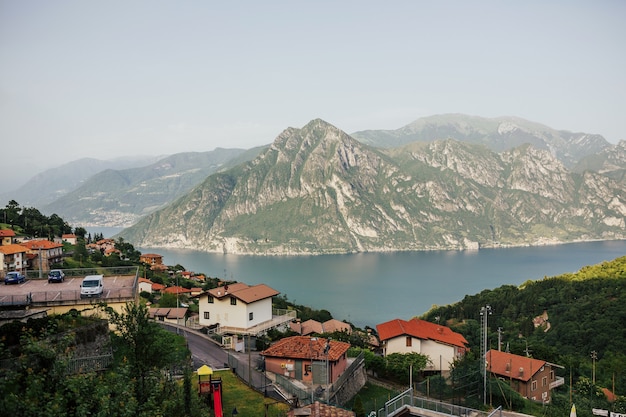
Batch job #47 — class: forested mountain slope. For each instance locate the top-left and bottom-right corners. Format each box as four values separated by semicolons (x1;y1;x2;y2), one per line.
421;255;626;393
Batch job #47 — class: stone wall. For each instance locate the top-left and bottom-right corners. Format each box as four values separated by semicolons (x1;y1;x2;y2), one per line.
331;359;367;406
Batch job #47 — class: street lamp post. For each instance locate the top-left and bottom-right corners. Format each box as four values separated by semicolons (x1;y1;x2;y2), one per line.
480;305;492;405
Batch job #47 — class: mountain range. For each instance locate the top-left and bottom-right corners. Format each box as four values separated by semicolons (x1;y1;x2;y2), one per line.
117;117;626;254
3;114;625;254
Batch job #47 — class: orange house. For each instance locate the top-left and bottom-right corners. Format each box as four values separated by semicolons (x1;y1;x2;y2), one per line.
261;336;350;385
486;349;564;403
0;229;16;246
20;239;63;270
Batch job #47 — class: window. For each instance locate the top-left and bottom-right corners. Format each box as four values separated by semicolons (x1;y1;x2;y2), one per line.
230;297;237;305
207;295;214;304
542;376;547;387
204;312;210;319
531;380;537;391
249;312;254;321
406;337;412;347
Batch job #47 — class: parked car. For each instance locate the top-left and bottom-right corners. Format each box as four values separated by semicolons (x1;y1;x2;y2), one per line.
48;269;65;283
4;271;25;285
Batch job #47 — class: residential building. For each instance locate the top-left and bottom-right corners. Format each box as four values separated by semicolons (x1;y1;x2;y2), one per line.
61;234;77;245
290;318;352;336
261;336;350;385
140;253;166;271
138;277;153;293
0;243;28;274
376;318;468;374
195;282;294;335
149;307;188;325
20;239;63;271
0;229;16;246
486;349;564;403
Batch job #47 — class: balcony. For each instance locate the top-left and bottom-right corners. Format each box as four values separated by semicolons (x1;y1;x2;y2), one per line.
550;376;565;390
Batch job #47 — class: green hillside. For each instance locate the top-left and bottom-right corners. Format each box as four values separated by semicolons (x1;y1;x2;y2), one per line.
421;255;626;401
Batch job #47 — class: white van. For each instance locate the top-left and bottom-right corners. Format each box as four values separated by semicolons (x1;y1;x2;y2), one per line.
80;274;104;298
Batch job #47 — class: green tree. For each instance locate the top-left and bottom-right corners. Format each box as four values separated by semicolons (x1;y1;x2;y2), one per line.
104;301;190;408
384;352;430;384
352;394;366;417
158;292;180;308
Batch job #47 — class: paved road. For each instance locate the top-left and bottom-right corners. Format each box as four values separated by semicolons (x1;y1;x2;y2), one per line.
160;323;285;401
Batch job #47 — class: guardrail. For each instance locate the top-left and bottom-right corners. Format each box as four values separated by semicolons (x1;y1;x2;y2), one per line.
379;387;491;417
66;354;114;374
23;266;140;280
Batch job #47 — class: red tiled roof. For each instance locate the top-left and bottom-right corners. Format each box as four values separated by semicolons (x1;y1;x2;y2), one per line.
262;336;350;362
486;350;546;382
0;229;16;237
0;243;27;255
376;318;468;348
141;253;162;259
163;286;193;294
152;283;166;291
323;319;351;334
603;388;617;402
149;307;187;319
207;282;279;303
20;239;63;250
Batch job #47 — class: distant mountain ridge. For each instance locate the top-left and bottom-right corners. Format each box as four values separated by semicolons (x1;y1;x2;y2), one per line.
351;113;612;168
43;147;264;227
0;156;162;208
4;114;624;243
117;119;626;254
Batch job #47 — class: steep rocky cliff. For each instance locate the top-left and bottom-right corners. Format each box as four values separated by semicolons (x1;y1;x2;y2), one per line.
118;119;626;254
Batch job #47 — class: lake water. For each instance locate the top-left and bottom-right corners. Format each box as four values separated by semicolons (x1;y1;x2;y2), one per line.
89;228;626;328
134;241;625;329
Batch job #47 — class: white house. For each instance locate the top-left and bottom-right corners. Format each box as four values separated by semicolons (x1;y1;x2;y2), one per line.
138;277;153;293
376;317;468;374
0;244;27;274
195;282;281;334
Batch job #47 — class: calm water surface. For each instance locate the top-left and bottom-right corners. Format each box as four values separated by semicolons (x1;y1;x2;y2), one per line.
129;240;624;328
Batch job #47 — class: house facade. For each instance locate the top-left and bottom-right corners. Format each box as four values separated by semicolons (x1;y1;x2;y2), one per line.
376;318;468;373
0;243;28;274
20;239;63;271
195;282;280;334
486;349;564;403
0;229;16;246
61;234;77;245
261;336;350;385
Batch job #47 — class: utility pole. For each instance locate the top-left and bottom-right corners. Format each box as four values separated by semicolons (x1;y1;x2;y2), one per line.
591;351;597;384
480;305;492;405
497;327;503;351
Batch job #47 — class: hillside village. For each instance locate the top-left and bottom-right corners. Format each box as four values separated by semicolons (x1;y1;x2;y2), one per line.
2;214;624;417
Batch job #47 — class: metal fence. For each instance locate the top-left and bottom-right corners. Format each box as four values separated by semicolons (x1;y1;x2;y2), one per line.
379;387;494;417
23;266;139;280
66;354;114;374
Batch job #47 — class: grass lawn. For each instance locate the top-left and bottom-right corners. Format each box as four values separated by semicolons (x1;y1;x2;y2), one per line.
198;370;291;417
347;381;402;416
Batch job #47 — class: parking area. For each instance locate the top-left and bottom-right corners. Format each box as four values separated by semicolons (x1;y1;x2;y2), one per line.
0;275;137;305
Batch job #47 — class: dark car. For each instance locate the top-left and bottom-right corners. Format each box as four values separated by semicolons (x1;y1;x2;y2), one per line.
4;271;26;285
48;269;65;283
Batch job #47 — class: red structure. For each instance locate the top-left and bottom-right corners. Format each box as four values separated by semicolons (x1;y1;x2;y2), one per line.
210;377;223;417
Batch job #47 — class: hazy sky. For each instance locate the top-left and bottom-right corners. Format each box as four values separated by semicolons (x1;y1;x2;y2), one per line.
1;1;625;190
